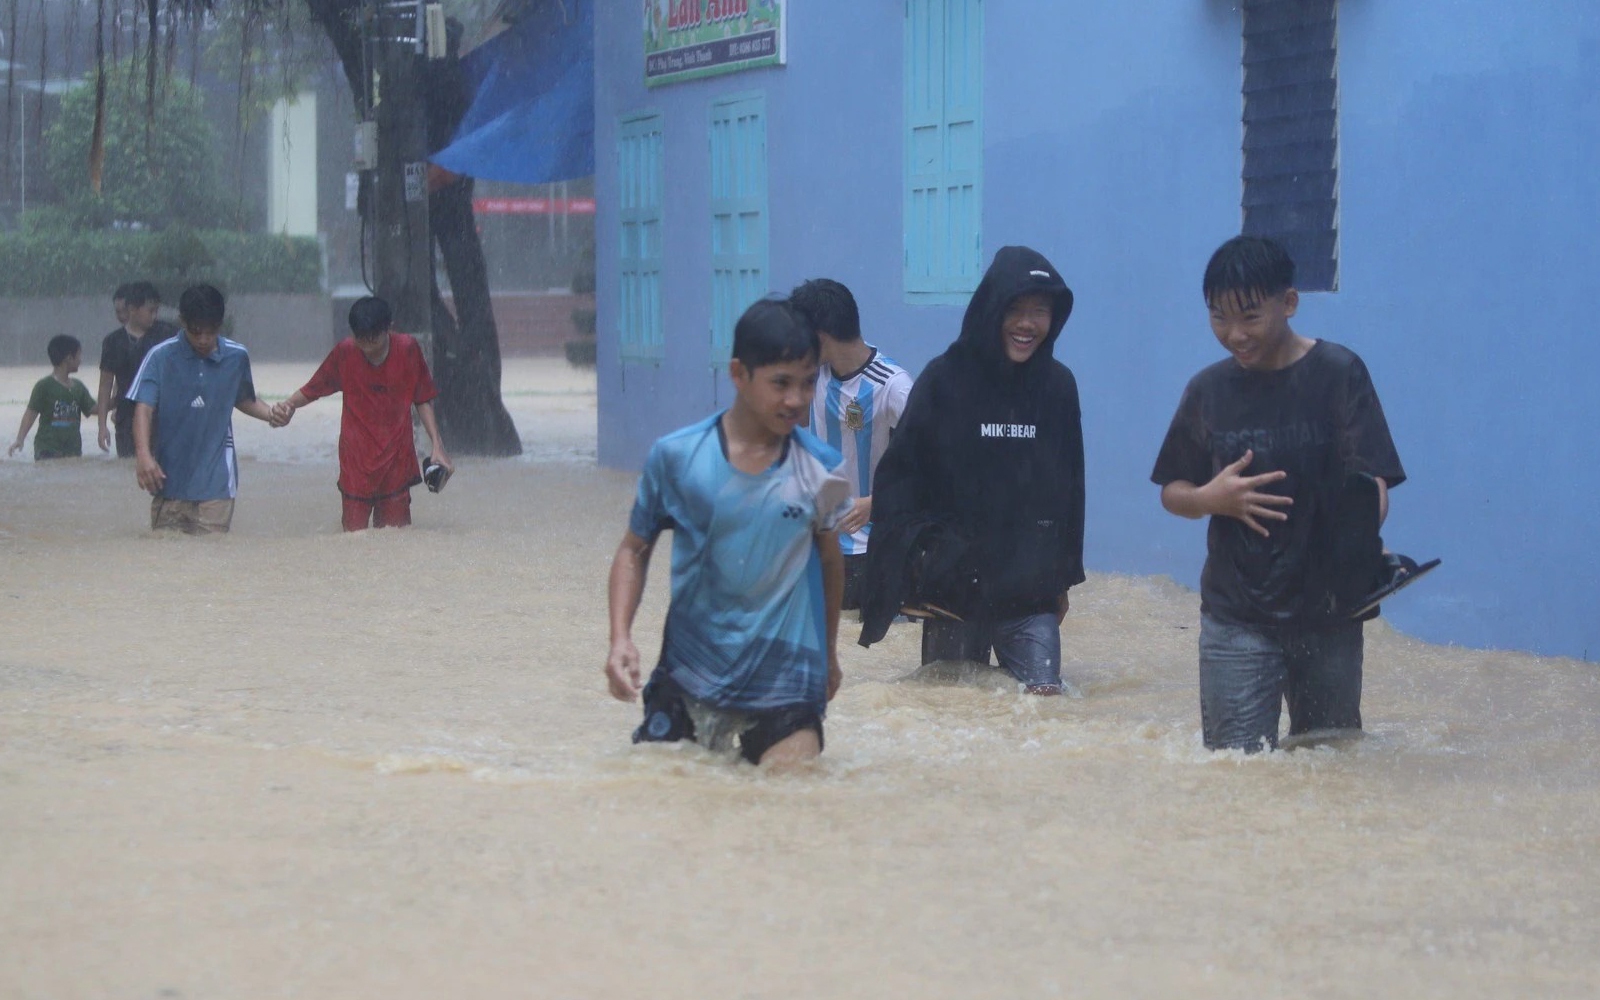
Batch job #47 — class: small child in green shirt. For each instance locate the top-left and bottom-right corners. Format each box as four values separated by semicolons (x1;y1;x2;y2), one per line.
9;335;100;460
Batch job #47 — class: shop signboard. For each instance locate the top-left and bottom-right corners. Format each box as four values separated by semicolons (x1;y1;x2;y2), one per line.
644;1;786;87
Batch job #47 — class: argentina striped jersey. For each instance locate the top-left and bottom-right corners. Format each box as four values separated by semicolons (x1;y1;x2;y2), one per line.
810;347;914;555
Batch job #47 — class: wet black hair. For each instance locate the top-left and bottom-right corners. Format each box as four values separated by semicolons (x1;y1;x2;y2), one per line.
178;284;226;328
113;282;134;302
47;334;81;366
732;298;818;370
123;281;161;308
1202;235;1296;310
788;278;861;343
348;296;393;338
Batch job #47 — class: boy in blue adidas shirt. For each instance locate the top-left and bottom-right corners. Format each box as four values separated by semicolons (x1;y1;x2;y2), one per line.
131;284;279;534
605;298;853;767
790;278;914;612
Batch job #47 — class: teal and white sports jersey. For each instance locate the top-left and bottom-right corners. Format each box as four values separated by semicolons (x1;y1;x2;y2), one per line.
810;347;914;555
630;413;854;712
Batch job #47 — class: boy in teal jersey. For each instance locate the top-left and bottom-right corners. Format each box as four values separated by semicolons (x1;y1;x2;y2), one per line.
605;298;853;768
9;336;99;460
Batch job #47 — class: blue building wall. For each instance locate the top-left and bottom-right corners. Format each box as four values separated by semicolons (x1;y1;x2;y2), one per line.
595;1;1600;660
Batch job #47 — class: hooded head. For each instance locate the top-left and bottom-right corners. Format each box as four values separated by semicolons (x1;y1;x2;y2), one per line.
950;246;1074;373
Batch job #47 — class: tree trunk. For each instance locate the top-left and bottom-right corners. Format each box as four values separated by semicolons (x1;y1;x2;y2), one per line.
431;174;521;455
303;0;520;456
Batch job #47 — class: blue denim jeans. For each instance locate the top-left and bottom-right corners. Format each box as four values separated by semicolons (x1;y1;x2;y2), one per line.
921;613;1063;690
1197;613;1364;752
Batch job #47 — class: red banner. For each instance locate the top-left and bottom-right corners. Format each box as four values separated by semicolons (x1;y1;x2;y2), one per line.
473;197;597;215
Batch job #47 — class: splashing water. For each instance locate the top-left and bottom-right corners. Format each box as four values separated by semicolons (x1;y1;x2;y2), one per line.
0;359;1596;998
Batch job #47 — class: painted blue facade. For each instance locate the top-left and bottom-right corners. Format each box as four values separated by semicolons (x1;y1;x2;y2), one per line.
594;1;1600;660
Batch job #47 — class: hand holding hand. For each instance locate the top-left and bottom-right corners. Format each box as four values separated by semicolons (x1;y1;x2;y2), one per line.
268;401;294;427
1203;449;1291;537
605;637;643;702
838;496;872;536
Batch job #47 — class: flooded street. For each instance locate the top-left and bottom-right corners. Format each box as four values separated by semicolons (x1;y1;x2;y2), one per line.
1;359;1596;999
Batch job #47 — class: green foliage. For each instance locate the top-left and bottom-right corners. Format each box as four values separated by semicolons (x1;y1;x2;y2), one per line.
43;58;224;230
569;244;595;363
0;229;323;298
570;307;596;336
204;3;329;126
571;245;597;295
564;338;597;366
568;246;596;365
143;227;217;278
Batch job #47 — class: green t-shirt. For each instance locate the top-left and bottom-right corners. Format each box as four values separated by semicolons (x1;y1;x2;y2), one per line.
27;375;96;458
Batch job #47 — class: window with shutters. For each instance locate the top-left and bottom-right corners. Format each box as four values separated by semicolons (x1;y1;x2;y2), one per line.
709;93;769;366
1241;0;1339;291
618;112;665;362
904;0;983;304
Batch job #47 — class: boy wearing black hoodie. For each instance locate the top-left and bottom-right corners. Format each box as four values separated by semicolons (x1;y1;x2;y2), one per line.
1151;236;1405;752
859;246;1085;696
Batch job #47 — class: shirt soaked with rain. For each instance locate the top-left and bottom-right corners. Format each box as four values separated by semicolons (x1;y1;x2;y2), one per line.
810;346;914;556
129;336;257;501
297;334;438;501
631;413;853;712
1151;340;1405;628
26;376;96;457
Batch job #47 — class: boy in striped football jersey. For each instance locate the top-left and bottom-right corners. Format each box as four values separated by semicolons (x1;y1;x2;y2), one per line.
790;279;914;611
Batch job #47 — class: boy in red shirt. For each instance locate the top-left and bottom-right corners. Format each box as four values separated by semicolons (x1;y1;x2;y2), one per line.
274;296;453;531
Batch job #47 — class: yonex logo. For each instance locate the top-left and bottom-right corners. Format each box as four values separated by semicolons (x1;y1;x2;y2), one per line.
781;504;804;520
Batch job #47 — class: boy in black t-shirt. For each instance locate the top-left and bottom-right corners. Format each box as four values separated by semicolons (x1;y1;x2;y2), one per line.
1151;236;1405;752
97;281;177;458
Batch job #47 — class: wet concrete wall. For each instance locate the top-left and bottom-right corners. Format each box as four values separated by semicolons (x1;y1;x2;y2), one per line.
0;295;337;365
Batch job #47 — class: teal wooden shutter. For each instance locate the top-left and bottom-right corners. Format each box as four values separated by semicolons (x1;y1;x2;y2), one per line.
618;112;665;361
709;93;769;365
904;0;982;302
1241;0;1339;291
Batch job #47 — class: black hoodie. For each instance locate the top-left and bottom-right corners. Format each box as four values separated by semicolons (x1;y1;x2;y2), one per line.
859;246;1085;645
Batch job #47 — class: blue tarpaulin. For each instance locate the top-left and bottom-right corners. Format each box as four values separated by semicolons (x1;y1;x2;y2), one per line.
431;0;595;184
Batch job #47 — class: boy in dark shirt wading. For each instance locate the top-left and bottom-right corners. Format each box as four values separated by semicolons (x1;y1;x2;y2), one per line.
98;281;177;457
858;246;1086;696
1151;236;1406;752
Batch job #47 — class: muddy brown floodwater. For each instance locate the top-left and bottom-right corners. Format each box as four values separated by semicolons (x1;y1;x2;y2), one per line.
1;359;1596;999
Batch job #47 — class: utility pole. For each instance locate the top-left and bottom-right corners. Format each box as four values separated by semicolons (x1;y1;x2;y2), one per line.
362;0;445;362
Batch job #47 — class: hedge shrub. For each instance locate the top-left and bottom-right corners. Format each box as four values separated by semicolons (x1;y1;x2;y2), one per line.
0;228;323;298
